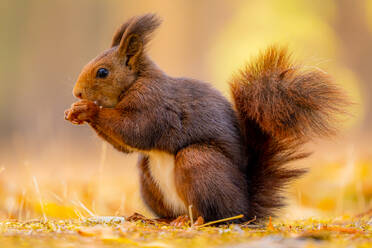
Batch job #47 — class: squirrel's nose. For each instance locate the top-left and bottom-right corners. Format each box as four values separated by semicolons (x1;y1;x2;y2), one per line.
73;87;83;99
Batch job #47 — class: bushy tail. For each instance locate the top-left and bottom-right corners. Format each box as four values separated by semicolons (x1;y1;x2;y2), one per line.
230;46;349;219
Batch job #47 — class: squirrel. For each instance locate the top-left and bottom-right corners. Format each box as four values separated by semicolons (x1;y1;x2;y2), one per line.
65;14;348;223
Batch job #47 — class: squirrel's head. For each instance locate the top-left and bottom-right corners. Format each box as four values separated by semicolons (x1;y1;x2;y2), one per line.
73;14;161;107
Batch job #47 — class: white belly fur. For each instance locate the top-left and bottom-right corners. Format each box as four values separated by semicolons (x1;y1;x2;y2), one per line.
146;151;187;215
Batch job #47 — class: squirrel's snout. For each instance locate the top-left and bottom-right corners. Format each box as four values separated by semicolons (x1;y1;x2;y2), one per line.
73;87;83;99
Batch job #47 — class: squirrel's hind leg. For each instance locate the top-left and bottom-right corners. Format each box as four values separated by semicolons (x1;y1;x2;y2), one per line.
174;144;249;223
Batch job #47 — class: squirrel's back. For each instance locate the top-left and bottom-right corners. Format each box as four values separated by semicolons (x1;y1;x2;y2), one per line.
135;73;245;164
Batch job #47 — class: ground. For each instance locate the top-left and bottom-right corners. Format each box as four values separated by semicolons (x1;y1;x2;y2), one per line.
1;144;371;247
0;214;371;248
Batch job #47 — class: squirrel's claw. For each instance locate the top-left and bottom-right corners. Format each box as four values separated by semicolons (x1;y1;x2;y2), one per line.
170;215;189;227
64;108;83;125
64;109;69;120
64;100;98;125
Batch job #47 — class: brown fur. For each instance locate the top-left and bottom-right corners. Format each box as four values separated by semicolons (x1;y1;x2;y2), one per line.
230;46;349;219
137;155;174;218
230;46;348;140
175;144;249;221
65;14;348;223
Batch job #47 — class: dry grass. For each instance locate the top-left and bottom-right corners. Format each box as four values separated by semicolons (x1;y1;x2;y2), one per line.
0;142;371;247
0;214;371;247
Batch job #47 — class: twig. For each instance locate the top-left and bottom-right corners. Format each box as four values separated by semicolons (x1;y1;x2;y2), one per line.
188;205;194;226
96;142;107;212
197;214;244;228
32;176;47;222
70;197;95;217
77;199;95;217
241;216;257;226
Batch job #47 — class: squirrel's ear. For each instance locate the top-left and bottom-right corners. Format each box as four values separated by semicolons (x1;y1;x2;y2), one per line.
118;33;143;67
113;14;161;66
111;24;128;47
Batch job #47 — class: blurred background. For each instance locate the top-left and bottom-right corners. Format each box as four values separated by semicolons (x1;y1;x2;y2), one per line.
0;0;371;220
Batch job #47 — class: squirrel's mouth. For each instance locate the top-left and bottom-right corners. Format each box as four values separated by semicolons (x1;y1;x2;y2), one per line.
93;96;118;108
93;100;102;107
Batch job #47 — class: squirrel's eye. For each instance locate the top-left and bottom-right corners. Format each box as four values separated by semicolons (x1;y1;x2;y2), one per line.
96;68;109;78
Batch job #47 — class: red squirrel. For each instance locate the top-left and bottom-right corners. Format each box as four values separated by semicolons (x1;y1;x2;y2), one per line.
65;14;348;223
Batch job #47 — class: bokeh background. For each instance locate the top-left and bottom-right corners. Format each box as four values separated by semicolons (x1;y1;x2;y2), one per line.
0;0;371;220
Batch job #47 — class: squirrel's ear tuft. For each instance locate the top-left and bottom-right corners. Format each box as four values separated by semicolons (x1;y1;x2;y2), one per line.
111;13;162;48
113;13;161;68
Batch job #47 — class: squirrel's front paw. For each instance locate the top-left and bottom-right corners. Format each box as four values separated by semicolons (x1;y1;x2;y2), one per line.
64;100;99;124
